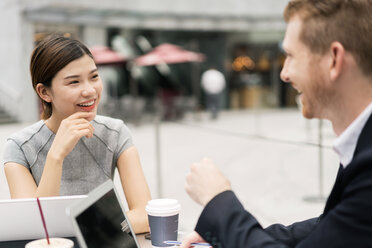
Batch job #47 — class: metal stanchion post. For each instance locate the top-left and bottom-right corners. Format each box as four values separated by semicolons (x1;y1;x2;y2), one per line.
303;119;326;203
318;119;324;198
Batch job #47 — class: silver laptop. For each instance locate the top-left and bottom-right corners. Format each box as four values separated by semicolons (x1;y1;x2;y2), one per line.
66;180;140;248
0;195;87;241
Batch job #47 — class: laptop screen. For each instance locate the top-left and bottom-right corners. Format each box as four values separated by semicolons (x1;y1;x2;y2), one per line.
75;189;137;248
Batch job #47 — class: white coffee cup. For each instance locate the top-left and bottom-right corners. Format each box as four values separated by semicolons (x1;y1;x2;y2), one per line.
25;238;74;248
146;199;181;248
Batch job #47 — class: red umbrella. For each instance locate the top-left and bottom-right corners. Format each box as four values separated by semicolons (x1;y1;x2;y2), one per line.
90;46;126;65
134;43;205;66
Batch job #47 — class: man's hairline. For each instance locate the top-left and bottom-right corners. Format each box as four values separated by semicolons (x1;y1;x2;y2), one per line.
285;13;329;56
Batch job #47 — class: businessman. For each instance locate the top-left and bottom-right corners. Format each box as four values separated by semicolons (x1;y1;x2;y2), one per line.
181;0;372;247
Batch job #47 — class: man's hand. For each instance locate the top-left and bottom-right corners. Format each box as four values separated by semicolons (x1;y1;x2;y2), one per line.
180;231;209;248
185;158;231;206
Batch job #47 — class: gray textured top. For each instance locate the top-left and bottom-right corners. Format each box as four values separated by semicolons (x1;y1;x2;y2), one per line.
2;115;133;195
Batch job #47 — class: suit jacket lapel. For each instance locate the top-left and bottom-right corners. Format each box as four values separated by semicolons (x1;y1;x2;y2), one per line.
323;164;344;214
322;113;372;215
352;113;372;158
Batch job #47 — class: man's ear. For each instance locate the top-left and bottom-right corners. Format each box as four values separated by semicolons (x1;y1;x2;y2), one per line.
35;83;52;103
329;41;345;81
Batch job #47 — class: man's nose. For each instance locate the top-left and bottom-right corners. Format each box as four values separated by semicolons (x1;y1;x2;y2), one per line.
280;63;290;83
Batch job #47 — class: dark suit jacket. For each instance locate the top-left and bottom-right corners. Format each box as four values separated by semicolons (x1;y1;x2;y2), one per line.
195;114;372;247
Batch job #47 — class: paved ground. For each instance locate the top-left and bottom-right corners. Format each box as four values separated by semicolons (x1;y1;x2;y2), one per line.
0;108;340;233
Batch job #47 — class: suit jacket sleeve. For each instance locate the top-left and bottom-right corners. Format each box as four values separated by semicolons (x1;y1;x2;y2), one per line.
195;161;372;248
195;190;292;248
264;217;319;246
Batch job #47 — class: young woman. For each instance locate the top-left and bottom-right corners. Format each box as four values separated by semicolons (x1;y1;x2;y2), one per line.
2;34;151;233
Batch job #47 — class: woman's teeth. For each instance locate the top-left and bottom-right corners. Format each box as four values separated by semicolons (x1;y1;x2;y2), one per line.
78;100;94;107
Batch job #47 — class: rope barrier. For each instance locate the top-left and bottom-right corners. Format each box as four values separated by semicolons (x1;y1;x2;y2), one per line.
172;120;333;149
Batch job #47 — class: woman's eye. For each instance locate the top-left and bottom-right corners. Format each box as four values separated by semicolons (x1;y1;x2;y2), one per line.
92;74;99;79
70;80;79;84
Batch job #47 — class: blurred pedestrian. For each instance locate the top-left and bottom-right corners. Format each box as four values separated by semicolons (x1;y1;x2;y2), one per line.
201;67;226;119
182;0;372;247
2;34;151;234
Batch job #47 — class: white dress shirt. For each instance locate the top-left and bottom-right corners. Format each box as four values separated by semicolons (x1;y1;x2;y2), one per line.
333;102;372;167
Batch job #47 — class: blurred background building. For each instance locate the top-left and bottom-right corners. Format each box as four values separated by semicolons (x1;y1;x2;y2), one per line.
0;0;294;123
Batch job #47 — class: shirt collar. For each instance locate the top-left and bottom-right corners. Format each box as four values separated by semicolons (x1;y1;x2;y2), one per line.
333;102;372;167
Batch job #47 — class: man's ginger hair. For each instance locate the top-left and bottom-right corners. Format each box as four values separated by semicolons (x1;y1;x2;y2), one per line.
284;0;372;76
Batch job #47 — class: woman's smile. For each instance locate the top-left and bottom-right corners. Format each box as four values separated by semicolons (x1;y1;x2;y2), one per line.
77;99;96;112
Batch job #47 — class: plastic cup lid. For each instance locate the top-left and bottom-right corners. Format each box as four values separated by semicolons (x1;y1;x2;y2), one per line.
25;238;74;248
146;199;181;215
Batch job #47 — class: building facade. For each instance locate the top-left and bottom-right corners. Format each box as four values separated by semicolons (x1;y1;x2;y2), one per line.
0;0;290;122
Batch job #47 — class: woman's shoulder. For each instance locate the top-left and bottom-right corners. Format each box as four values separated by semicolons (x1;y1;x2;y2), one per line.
92;115;129;134
90;115;132;149
7;120;48;146
92;115;130;139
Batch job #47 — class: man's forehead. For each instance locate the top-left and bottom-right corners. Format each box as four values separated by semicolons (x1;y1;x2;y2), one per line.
283;16;304;51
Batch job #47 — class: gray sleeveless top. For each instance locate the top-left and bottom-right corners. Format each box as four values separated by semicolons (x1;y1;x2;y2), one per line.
2;115;133;195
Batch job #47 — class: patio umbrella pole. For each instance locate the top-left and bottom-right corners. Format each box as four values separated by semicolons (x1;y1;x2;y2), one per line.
155;111;163;198
192;62;201;120
128;64;138;97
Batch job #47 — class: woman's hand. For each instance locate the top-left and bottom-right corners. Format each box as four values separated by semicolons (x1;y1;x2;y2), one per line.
48;112;94;161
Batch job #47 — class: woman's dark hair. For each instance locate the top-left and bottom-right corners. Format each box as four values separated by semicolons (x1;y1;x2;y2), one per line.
30;34;93;119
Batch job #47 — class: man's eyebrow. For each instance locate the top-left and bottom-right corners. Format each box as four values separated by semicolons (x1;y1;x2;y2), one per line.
63;68;98;80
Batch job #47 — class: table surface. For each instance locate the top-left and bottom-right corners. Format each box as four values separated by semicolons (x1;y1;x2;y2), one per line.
137;234;152;248
0;234;152;248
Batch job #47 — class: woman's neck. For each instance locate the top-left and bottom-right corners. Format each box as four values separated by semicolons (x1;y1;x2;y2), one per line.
44;116;62;134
